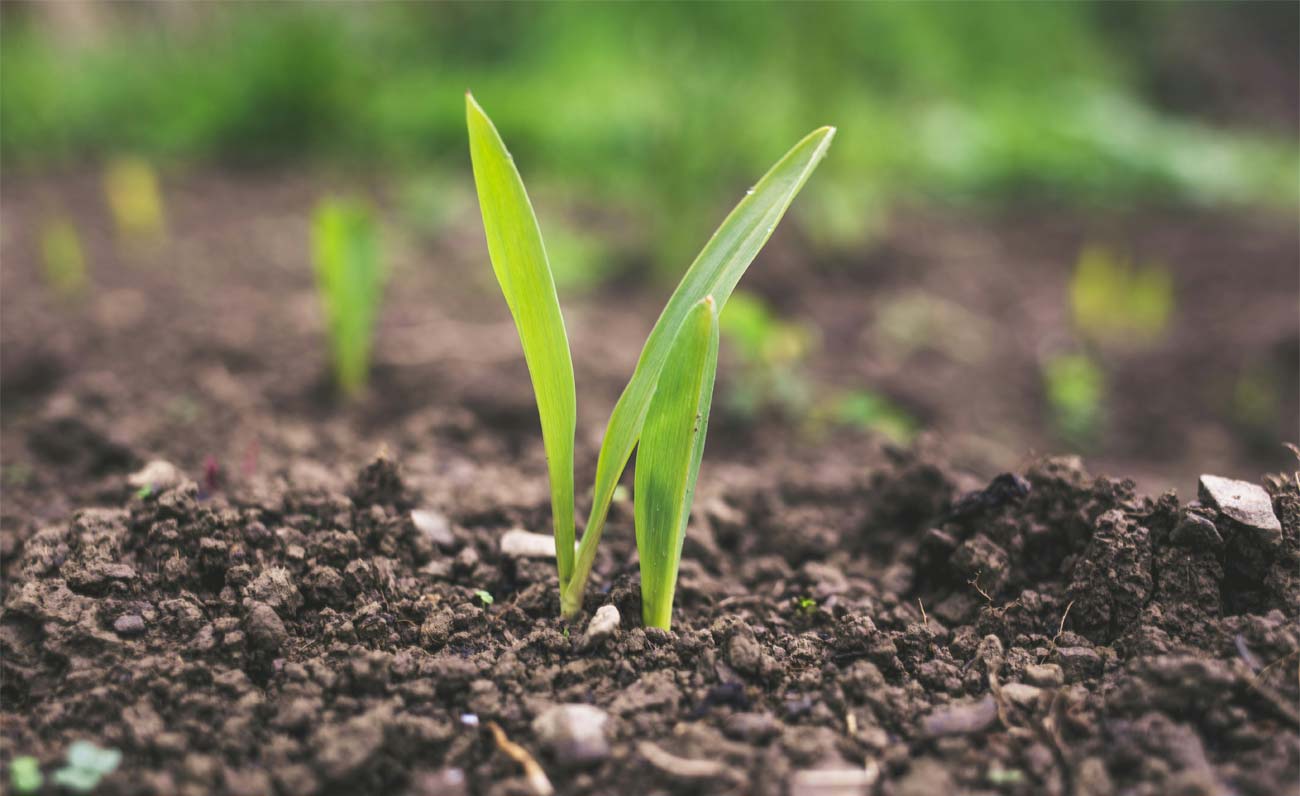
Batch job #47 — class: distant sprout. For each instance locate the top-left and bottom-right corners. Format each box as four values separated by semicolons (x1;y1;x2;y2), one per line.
52;741;121;793
103;156;166;244
1232;365;1280;441
474;589;495;606
830;389;917;444
794;596;817;616
1070;245;1173;344
9;755;42;794
466;93;834;625
311;198;384;398
1043;353;1104;446
135;484;153;501
39;217;88;297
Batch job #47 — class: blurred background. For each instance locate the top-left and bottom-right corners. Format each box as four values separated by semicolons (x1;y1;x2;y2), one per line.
1;1;1296;520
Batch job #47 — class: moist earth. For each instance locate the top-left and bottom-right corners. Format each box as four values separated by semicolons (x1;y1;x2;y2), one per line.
2;448;1297;796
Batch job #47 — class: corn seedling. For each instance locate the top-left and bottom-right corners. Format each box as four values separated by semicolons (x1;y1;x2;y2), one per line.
103;156;166;244
39;217;88;297
1070;245;1173;345
1043;352;1104;446
467;93;833;626
312;198;384;397
9;756;41;795
52;741;120;793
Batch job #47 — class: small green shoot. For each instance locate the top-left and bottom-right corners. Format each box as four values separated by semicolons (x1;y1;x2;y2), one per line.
719;291;815;416
52;741;121;793
9;756;42;794
795;596;818;616
831;389;917;444
135;484;153;501
103;156;166;244
467;94;834;621
312;197;384;398
40;217;88;297
474;589;495;606
1070;245;1173;345
1043;352;1104;446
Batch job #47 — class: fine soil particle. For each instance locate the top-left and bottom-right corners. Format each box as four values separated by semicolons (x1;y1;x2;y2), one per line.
2;452;1297;796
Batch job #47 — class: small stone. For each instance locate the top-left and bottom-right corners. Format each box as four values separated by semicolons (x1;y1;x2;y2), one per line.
789;767;878;796
128;460;183;493
584;605;620;647
1170;511;1223;549
920;695;998;737
1055;646;1102;682
1000;682;1042;708
411;509;456;549
245;567;303;616
727;631;764;676
113;614;146;636
499;528;558;558
532;704;610;765
1198;475;1281;539
1023;663;1065;688
723;712;781;743
244;601;288;652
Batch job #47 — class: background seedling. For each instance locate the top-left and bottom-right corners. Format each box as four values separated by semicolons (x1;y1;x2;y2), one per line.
1069;245;1173;345
52;741;121;793
9;756;41;794
39;216;88;297
312;197;384;398
474;589;495;606
1043;352;1104;447
103;156;166;245
467;94;833;621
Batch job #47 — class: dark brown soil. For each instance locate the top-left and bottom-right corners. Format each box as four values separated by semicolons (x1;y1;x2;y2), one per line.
1;171;1298;795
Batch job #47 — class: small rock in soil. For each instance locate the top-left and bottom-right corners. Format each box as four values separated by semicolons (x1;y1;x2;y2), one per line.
723;711;781;744
128;460;183;493
532;703;611;765
113;614;146;636
1024;663;1065;687
1000;682;1042;707
1198;475;1282;539
727;629;764;676
1170;511;1223;549
897;758;955;796
1055;646;1102;682
500;528;559;558
245;567;303;616
312;705;390;781
788;766;878;796
583;604;620;647
411;509;457;549
920;695;998;737
244;601;287;652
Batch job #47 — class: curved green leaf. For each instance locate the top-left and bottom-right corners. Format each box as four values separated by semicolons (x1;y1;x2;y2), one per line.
466;93;577;584
635;297;719;630
562;125;835;615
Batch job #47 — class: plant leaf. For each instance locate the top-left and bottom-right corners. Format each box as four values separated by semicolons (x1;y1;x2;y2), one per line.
635;297;719;630
466;93;577;584
562;124;835;615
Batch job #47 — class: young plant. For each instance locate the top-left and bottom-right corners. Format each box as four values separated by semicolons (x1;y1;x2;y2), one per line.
466;93;833;626
312;197;384;397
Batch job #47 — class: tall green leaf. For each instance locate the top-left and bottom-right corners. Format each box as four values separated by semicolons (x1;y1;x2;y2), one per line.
562;125;835;615
312;197;383;397
635;297;720;630
466;93;577;584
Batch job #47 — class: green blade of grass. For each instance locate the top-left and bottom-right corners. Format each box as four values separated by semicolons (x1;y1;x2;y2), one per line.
562;125;835;615
466;93;577;585
312;198;383;397
635;296;720;630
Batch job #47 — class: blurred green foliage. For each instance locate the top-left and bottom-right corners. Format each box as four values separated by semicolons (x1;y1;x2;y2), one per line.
1070;245;1174;345
719;292;815;416
830;390;918;444
39;216;88;297
1043;353;1105;446
8;756;42;795
312;198;383;397
3;3;1296;268
102;156;166;244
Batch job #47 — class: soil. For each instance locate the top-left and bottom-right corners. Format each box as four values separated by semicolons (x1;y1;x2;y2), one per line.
1;171;1298;795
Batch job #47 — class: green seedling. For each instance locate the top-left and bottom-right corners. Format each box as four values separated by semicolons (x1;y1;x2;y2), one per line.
103;156;166;244
720;291;816;417
831;389;917;444
474;589;495;606
9;756;42;794
1043;352;1104;446
467;93;833;626
40;217;88;297
795;596;818;616
52;741;121;793
312;198;384;397
1070;245;1173;345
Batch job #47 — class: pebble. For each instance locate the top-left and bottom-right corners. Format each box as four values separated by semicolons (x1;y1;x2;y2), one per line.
1055;646;1102;682
727;631;764;675
411;509;457;549
1170;511;1223;549
1000;682;1042;708
723;711;781;743
584;605;620;647
113;614;146;636
1024;663;1065;688
1199;475;1281;537
532;704;610;765
244;601;288;652
920;695;998;737
128;460;183;493
789;766;878;796
499;528;559;558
